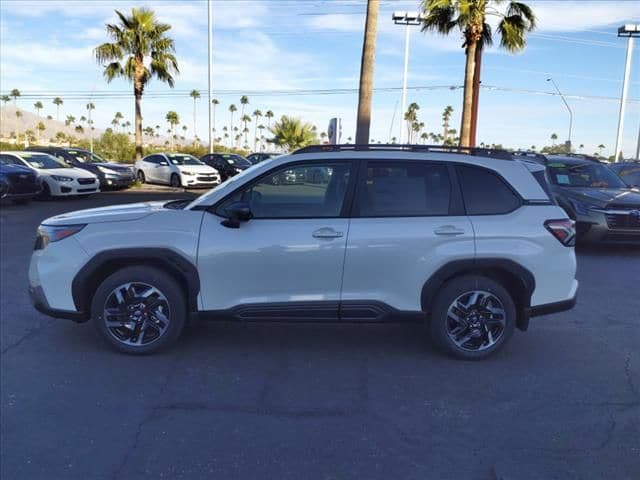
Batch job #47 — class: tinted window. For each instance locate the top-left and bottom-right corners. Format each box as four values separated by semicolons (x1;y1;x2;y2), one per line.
619;166;640;186
0;154;20;165
217;162;351;219
357;162;450;217
457;165;520;215
144;155;160;164
546;161;626;188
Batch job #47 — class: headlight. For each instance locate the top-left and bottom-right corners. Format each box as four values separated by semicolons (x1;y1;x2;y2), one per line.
181;171;194;176
36;224;86;249
51;175;73;182
97;166;118;175
569;198;596;216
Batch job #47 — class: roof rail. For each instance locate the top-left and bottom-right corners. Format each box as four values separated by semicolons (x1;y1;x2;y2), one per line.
291;144;514;160
511;151;548;163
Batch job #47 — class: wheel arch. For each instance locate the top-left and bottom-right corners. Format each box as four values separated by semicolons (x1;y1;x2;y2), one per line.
421;259;535;331
72;248;200;320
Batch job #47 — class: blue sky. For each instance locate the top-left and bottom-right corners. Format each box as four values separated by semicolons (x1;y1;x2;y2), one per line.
1;0;639;156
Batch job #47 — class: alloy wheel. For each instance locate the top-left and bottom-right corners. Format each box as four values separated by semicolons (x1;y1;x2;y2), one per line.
102;282;171;347
445;290;506;352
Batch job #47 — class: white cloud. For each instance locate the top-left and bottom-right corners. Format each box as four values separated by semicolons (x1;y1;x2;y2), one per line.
530;1;640;32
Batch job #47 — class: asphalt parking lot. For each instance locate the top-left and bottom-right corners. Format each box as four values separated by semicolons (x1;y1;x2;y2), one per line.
1;191;639;480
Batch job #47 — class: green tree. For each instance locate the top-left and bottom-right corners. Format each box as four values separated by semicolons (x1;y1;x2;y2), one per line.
404;103;419;143
95;7;179;160
442;105;453;143
65;115;76;127
268;115;317;152
166;110;179;150
240;95;249;121
190;89;200;142
241;114;251;145
36;121;46;143
265;110;274;131
211;98;219;143
420;132;429;144
598;144;605;156
94;129;135;162
578;143;584;152
113;111;124;132
10;88;20;107
52;97;63;122
551;132;558;146
421;0;536;147
252;109;262;151
228;104;237;146
1;95;10;137
75;125;84;134
34;101;44;118
355;0;379;144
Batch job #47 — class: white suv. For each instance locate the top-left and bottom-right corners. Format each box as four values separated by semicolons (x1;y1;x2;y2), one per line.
135;152;220;188
29;145;578;359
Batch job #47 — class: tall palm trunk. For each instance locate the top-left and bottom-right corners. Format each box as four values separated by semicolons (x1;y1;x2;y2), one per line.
469;43;483;148
192;99;197;144
459;40;477;148
355;0;379;145
134;57;144;160
56;106;60;123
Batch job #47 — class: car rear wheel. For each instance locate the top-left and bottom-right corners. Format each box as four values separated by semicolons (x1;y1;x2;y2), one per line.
429;275;515;360
91;266;186;354
170;173;181;188
137;170;146;183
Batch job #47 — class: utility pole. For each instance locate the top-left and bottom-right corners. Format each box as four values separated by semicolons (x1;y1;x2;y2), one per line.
207;0;214;153
615;24;639;161
392;11;421;144
547;77;573;151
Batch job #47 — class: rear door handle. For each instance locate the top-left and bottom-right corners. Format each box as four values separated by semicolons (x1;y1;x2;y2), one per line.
434;225;465;236
312;227;344;239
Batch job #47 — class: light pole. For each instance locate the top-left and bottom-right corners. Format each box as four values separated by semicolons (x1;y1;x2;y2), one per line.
392;11;421;144
547;77;573;151
615;24;639;161
207;0;214;154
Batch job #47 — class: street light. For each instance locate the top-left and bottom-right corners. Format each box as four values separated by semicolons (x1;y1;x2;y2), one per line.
207;0;214;154
392;11;422;144
547;77;573;151
615;24;639;161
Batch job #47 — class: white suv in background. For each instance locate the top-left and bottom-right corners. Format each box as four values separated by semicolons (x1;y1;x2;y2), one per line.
135;152;220;188
1;151;99;197
29;145;578;359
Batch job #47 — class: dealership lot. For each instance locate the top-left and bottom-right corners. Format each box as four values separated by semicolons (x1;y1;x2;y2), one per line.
1;192;639;479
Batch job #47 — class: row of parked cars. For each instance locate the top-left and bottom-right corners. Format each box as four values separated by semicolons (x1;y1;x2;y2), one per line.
0;147;279;203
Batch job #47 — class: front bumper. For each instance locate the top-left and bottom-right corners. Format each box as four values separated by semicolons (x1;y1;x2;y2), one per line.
181;176;220;188
47;178;100;196
100;175;135;188
29;284;85;322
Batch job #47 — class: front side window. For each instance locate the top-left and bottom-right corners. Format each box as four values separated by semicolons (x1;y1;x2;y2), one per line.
217;162;351;219
457;165;521;215
546;161;626;189
357;162;451;217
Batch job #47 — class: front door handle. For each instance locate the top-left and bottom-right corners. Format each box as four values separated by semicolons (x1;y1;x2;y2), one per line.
312;227;344;239
434;225;465;236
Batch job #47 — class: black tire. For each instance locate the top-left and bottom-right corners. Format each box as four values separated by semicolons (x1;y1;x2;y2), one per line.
91;266;187;354
170;173;181;188
137;170;146;183
39;182;52;200
429;275;516;360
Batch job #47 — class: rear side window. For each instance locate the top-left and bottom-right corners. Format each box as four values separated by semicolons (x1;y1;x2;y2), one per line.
457;165;521;215
532;169;555;202
357;162;451;217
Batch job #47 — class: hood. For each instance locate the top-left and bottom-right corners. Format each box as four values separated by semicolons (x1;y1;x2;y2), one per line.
177;164;217;174
40;167;97;179
42;201;170;226
93;162;134;173
562;187;640;208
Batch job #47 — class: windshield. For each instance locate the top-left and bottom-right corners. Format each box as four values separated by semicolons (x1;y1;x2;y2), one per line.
167;154;202;166
547;161;627;189
66;150;108;164
20;153;70;170
222;154;251;167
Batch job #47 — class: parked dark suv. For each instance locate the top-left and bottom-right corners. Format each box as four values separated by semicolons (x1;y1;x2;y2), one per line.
26;147;135;189
0;155;41;203
200;153;252;182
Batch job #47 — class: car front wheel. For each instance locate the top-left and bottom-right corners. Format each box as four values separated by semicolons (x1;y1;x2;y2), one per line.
137;170;146;183
170;173;181;188
429;275;515;360
91;266;186;354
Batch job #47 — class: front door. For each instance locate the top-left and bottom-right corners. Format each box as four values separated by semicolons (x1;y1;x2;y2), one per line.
197;161;354;319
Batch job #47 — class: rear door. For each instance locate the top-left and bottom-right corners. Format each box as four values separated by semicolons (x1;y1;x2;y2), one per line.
340;160;475;317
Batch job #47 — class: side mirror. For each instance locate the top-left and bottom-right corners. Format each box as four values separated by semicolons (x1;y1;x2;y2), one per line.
221;201;252;228
158;161;168;166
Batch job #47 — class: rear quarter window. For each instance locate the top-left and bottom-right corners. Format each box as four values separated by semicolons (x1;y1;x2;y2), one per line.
457;165;521;215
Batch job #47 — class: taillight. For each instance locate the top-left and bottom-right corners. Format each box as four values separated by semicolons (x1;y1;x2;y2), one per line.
544;219;576;246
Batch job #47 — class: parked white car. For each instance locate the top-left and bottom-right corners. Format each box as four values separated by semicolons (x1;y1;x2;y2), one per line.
135;152;220;188
1;151;99;197
29;144;578;359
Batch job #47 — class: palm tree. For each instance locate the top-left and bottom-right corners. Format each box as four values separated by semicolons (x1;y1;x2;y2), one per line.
598;144;605;156
86;102;95;151
420;132;429;144
124;120;131;135
36;121;46;143
211;98;219;143
113;111;124;132
265;110;274;131
579;143;584;152
241;114;251;145
404;103;419;143
240;95;249;121
252;109;262;151
182;125;188;142
52;97;63;122
531;145;536;151
190;89;200;141
166;111;179;150
1;95;9;137
421;0;536;147
551;132;558;146
442;105;453;142
258;124;266;150
10;89;20;107
268;115;317;152
355;0;379;144
75;125;84;134
228;104;237;141
14;110;23;143
65;115;76;127
34;101;43;118
95;7;179;160
347;136;353;144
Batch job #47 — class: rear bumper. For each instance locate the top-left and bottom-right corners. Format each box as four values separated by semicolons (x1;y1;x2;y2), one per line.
528;294;577;317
